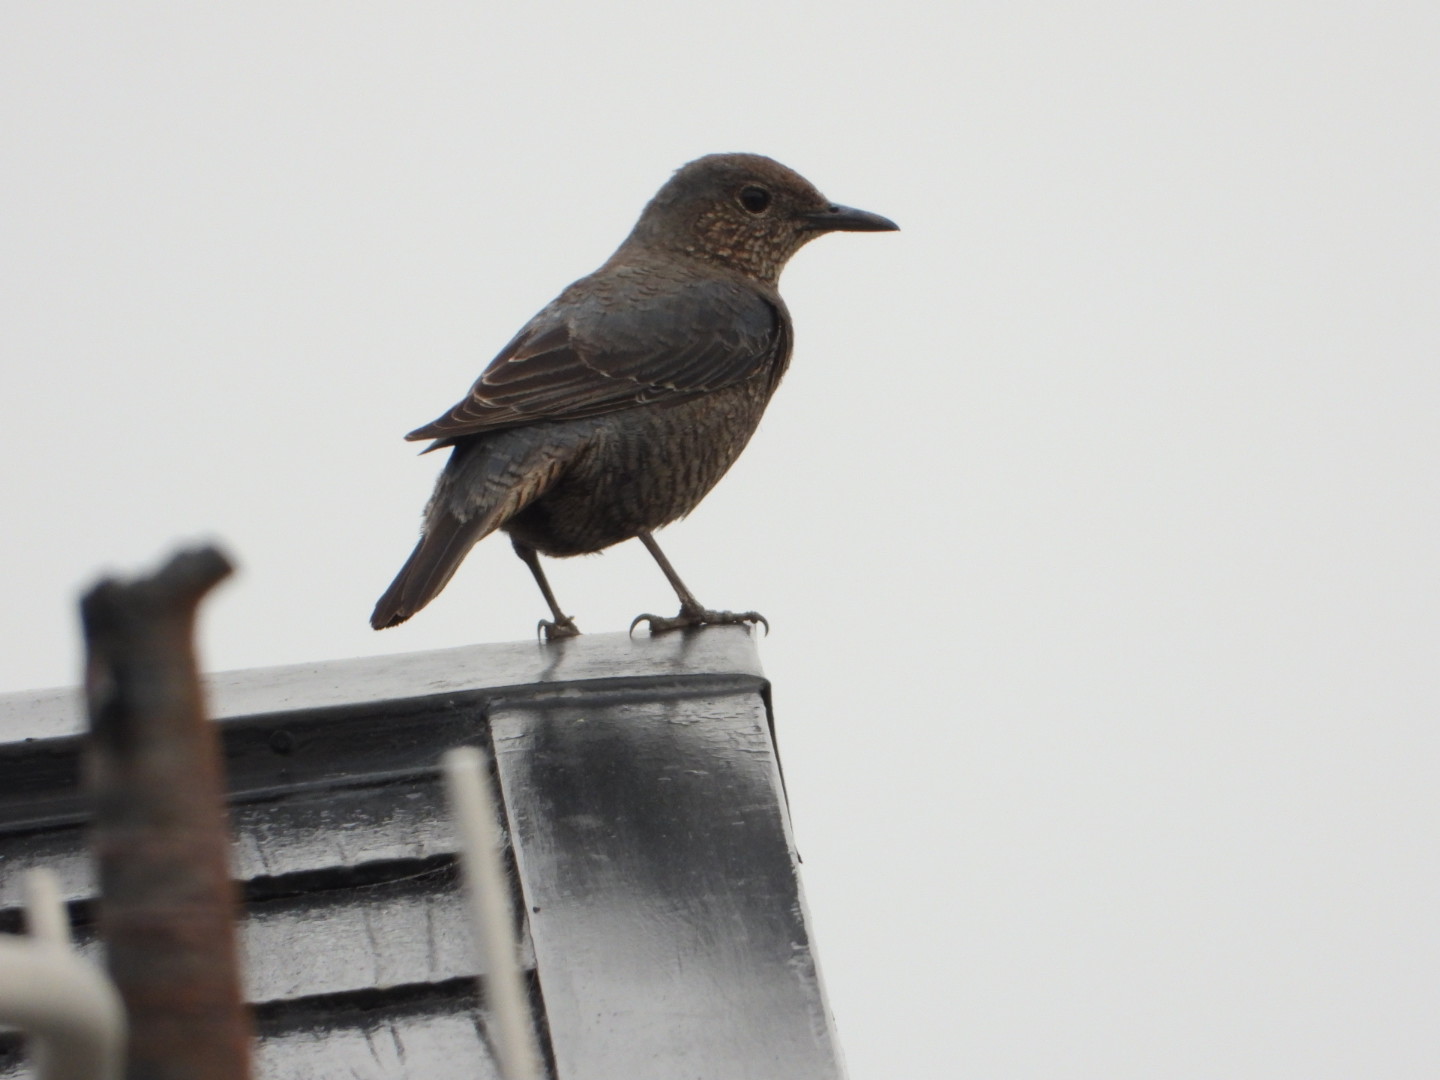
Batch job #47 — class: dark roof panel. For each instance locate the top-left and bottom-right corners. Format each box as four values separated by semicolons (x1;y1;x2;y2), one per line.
0;628;842;1079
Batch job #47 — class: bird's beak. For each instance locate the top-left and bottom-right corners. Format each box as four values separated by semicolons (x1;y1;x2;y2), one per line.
804;203;900;233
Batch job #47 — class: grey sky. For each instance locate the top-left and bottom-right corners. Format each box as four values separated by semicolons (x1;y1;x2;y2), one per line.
3;4;1438;1076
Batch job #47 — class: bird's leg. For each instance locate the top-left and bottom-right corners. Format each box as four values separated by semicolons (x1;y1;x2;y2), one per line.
629;531;768;635
511;539;581;641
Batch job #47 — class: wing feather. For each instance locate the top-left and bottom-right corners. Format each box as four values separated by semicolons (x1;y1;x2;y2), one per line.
405;269;786;446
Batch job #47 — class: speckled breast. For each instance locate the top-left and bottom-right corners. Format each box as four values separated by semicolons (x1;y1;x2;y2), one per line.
503;379;774;557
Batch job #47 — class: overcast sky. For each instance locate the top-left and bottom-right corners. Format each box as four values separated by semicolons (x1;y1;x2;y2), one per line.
3;4;1438;1077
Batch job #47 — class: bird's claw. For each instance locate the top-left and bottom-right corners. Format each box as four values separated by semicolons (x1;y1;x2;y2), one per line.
537;616;581;643
629;607;769;636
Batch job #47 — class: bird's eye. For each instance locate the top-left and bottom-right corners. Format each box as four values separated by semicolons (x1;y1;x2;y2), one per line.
738;186;772;213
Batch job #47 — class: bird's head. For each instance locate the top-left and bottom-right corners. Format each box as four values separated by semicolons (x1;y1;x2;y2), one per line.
623;153;898;284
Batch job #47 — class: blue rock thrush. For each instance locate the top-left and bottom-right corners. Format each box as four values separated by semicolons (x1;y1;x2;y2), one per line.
371;153;897;637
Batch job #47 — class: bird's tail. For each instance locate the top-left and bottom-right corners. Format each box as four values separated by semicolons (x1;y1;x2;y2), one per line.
370;509;492;629
370;429;580;630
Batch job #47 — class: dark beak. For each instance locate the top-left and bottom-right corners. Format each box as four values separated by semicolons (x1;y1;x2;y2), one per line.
804;203;900;233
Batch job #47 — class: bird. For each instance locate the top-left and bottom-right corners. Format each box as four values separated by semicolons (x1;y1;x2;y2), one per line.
371;152;897;638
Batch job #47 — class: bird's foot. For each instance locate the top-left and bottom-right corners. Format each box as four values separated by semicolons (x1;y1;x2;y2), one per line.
629;603;768;636
537;615;582;643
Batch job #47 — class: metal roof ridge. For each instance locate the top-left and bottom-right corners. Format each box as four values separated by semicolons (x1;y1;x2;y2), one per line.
0;626;765;742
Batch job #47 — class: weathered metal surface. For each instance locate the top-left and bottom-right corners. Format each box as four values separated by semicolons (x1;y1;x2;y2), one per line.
252;994;507;1080
0;627;842;1080
241;862;507;1002
6;867;511;1007
493;689;844;1080
0;778;456;910
0;626;764;741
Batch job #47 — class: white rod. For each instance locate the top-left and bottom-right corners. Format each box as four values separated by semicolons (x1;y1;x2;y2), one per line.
20;868;90;1080
22;869;72;948
443;746;544;1080
0;937;125;1080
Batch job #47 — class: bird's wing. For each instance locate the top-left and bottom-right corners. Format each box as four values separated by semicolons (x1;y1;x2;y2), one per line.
405;270;787;446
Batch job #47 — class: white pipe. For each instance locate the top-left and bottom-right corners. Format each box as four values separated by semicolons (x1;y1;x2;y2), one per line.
443;746;544;1080
0;908;125;1080
22;869;72;948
